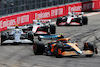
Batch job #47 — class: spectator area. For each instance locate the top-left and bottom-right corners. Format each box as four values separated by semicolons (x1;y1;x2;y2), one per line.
0;0;91;16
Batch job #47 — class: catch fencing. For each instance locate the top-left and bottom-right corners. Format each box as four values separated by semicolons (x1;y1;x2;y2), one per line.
0;0;100;32
0;0;91;16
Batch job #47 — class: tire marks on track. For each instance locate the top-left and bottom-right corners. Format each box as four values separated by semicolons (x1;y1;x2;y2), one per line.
67;27;100;49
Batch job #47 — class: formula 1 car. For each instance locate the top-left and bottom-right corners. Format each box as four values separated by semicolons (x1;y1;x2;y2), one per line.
24;19;56;35
56;12;88;26
1;26;34;45
33;35;98;58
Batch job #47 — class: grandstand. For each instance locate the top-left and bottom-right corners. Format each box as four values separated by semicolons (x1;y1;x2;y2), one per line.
0;0;91;17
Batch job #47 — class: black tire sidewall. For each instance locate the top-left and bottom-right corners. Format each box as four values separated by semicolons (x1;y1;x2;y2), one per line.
27;32;34;41
33;41;45;55
82;16;88;25
1;32;8;43
56;17;62;26
50;24;56;34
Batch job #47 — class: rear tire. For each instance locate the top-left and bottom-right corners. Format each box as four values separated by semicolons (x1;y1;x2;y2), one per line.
56;17;62;26
33;41;45;55
27;32;34;41
82;16;88;25
54;41;64;58
50;24;56;34
1;32;8;45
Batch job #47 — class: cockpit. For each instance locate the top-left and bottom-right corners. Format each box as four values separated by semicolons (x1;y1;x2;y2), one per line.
11;29;23;34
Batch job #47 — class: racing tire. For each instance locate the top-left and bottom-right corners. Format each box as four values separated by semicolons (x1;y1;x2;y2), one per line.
27;32;34;42
83;42;98;57
56;17;62;26
84;42;94;52
82;16;88;25
54;48;63;58
55;54;63;58
1;32;8;45
50;24;56;34
86;55;93;57
54;42;64;58
33;41;45;55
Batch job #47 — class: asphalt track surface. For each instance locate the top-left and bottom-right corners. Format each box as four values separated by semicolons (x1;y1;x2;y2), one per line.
0;13;100;67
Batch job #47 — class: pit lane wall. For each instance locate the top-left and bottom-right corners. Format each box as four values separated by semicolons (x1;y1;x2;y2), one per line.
0;0;100;32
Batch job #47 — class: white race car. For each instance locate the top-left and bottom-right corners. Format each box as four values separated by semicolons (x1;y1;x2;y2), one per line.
25;19;56;35
1;26;34;45
56;12;88;26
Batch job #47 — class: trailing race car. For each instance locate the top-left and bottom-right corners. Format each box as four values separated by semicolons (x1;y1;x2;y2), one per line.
1;25;34;45
33;35;98;58
24;19;56;35
56;12;88;26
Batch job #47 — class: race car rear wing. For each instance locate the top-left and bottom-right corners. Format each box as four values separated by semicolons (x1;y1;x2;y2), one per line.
33;19;51;24
7;26;29;30
74;12;84;15
68;12;84;16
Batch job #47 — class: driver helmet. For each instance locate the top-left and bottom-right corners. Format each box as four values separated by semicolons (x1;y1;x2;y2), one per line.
37;23;40;25
60;33;64;38
15;24;19;29
37;18;40;22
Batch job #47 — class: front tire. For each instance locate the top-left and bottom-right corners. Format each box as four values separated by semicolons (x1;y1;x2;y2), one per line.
1;32;8;45
27;31;34;41
56;17;62;26
54;41;64;58
54;48;63;58
86;55;93;57
82;16;88;25
83;42;98;57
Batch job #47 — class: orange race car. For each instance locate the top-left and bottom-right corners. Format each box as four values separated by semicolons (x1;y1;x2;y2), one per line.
33;35;98;58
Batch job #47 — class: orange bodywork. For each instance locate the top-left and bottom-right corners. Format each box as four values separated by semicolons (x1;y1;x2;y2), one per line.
49;38;93;56
51;44;56;52
58;49;62;54
50;38;81;55
83;50;93;54
85;42;88;47
61;51;77;56
67;43;81;52
57;38;71;43
49;41;56;43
